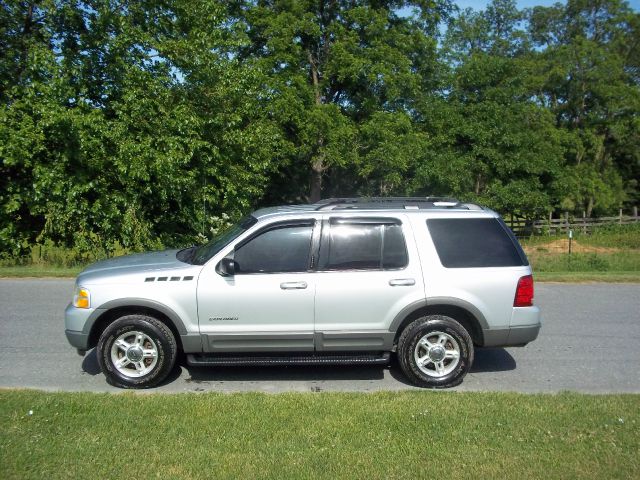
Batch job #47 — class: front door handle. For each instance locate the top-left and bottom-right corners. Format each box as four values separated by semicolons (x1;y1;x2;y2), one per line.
280;281;308;290
389;278;416;287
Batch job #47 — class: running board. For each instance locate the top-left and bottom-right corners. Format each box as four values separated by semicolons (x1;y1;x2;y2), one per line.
186;352;391;367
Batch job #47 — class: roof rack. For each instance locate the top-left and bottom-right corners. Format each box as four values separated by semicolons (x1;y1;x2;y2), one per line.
313;197;483;211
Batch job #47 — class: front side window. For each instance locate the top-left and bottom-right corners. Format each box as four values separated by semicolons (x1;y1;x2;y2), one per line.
190;216;258;265
233;224;313;274
318;220;408;271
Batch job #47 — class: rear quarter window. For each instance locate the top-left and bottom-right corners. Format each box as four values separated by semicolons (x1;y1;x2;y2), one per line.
427;218;528;268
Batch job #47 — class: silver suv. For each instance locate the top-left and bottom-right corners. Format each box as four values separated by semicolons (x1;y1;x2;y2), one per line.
65;198;541;389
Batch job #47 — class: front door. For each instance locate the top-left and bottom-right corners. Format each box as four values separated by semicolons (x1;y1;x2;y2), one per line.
197;220;317;352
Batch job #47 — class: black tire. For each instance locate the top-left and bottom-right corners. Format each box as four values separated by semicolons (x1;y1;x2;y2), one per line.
97;314;177;389
397;315;474;388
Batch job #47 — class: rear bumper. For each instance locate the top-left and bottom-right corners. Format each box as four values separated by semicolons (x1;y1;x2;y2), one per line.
482;306;541;347
482;324;541;347
508;323;540;346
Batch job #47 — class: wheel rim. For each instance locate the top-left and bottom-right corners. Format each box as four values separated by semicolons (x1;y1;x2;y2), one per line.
414;331;461;378
110;330;158;378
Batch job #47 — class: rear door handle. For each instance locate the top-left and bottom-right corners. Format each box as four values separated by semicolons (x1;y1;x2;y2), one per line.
389;278;415;287
280;281;308;290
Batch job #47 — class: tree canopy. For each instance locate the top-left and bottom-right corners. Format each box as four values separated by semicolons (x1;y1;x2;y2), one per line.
1;0;638;256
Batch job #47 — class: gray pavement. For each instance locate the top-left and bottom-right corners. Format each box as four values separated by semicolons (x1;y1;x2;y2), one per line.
0;279;638;393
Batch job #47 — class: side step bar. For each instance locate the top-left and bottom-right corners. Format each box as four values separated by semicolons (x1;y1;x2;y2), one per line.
186;352;391;367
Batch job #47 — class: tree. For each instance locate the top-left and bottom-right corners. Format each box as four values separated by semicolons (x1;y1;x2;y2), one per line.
0;0;289;256
528;0;640;215
236;0;453;202
412;0;564;218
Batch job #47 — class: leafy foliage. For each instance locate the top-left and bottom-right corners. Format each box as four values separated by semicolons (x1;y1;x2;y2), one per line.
0;0;638;256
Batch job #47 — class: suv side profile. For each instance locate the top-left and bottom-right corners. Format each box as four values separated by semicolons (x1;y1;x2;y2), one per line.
65;197;541;389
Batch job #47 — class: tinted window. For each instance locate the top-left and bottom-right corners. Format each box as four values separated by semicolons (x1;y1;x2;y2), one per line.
191;216;258;265
383;224;408;269
234;225;313;273
427;218;526;268
319;221;408;270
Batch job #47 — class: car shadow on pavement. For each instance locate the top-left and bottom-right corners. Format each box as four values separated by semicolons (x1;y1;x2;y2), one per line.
183;363;386;385
82;347;516;388
470;348;516;373
81;349;101;375
82;349;385;387
180;348;515;388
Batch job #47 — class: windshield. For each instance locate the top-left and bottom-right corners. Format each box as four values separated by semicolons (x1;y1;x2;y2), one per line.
191;216;257;265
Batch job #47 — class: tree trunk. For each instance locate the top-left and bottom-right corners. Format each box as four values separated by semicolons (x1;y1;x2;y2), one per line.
308;49;325;202
310;165;323;203
474;173;482;195
586;196;594;217
17;2;35;82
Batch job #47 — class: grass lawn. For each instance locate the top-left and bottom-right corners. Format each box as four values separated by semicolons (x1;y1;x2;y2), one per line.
1;390;638;479
0;265;82;278
534;271;640;283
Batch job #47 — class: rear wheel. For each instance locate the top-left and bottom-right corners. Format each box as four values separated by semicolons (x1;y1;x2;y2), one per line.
397;315;473;388
97;314;177;389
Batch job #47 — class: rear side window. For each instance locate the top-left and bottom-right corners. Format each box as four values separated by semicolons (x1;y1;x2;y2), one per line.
318;220;408;271
427;218;527;268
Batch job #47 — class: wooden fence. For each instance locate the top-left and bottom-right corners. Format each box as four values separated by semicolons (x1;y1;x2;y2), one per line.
505;208;639;238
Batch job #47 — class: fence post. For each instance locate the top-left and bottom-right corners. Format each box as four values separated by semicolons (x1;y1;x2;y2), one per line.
568;229;573;255
619;208;623;225
564;211;569;235
582;210;586;235
548;211;552;236
634;206;638;219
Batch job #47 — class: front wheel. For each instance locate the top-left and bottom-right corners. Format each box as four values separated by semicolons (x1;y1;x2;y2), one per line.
97;314;177;388
397;315;474;388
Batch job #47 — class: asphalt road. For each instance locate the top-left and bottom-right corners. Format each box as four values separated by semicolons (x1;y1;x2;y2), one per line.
0;279;638;393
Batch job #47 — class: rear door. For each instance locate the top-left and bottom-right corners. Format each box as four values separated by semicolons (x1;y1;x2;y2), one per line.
313;215;425;351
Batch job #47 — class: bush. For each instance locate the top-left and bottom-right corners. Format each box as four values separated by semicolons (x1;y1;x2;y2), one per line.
0;240;138;268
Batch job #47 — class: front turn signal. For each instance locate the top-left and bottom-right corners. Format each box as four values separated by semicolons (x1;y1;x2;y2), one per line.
73;287;90;309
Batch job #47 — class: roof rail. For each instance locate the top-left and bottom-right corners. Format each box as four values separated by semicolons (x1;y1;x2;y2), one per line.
313;197;483;211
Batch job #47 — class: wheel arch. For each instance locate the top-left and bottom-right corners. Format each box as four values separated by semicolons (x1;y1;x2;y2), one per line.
86;299;187;352
390;299;487;347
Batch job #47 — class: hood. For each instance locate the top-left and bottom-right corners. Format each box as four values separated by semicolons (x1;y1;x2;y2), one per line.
77;249;197;284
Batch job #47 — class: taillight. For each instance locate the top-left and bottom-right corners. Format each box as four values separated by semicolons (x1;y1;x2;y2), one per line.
514;275;534;307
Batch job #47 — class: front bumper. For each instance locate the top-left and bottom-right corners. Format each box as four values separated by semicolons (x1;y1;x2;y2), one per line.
65;329;90;350
64;302;95;349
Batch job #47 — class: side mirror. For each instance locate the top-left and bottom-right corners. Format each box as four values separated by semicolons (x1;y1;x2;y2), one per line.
216;257;236;277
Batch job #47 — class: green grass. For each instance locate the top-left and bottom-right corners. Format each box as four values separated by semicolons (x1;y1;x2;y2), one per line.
1;390;638;479
523;223;640;249
534;271;640;282
528;252;640;272
520;224;640;278
0;265;82;278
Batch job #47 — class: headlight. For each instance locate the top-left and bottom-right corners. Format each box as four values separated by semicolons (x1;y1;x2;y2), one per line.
73;286;91;309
